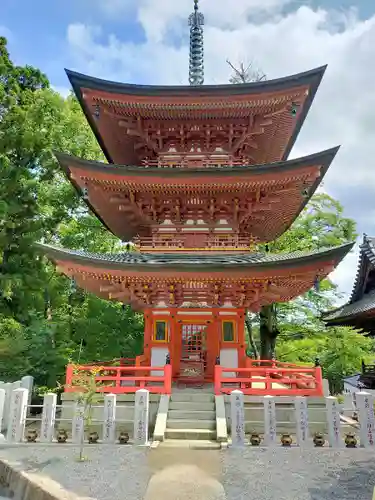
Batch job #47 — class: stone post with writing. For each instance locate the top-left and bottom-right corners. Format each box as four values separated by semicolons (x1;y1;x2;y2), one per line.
0;388;5;441
0;382;12;432
356;391;375;448
134;389;149;446
21;375;34;411
6;388;28;443
325;396;342;448
294;396;310;446
343;392;354;417
72;401;85;445
264;395;277;446
40;393;57;443
103;394;116;444
230;390;245;447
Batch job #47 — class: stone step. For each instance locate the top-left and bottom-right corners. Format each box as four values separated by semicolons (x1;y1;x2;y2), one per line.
167;419;216;430
158;439;221;450
170;393;215;403
165;428;217;440
169;401;215;411
168;410;216;420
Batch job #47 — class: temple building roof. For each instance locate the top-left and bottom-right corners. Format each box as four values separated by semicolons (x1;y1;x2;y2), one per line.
37;241;353;310
66;65;327;166
323;235;375;330
57;147;339;244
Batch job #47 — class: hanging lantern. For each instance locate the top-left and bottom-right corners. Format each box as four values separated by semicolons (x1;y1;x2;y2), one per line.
93;103;100;120
70;278;77;294
82;186;89;200
291;102;299;116
314;275;320;292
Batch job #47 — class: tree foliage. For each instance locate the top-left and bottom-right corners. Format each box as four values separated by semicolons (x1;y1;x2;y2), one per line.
0;37;143;389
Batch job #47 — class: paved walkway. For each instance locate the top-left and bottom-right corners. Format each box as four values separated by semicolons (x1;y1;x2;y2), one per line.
1;446;375;499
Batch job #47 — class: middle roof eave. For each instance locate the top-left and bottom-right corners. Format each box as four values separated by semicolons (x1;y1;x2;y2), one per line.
55;146;340;180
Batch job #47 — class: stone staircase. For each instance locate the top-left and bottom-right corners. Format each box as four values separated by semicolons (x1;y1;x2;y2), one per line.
160;390;220;449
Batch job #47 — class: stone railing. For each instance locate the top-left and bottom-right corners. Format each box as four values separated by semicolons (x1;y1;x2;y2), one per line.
0;375;33;434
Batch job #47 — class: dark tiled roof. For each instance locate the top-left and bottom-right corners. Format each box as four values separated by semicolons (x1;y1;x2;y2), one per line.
65;66;326;164
36;241;353;271
323;289;375;322
350;235;375;302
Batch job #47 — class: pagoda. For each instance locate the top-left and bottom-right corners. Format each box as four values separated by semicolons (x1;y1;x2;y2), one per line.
324;234;375;336
38;0;353;386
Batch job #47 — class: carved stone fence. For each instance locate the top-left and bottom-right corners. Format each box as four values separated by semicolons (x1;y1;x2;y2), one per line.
0;376;34;434
0;387;150;446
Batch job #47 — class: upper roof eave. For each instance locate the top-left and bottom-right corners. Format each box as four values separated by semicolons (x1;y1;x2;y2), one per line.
36;241;353;273
65;65;327;164
65;65;327;97
349;234;375;303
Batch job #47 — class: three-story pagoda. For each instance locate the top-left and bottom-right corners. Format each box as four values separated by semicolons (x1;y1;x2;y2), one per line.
39;1;353;384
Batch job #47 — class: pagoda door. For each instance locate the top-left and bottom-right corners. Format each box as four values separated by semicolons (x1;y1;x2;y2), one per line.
176;323;207;385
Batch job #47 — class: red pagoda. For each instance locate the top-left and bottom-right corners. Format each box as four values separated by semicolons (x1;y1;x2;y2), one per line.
39;0;353;392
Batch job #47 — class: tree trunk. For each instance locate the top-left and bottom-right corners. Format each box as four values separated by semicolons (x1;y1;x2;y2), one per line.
259;304;278;360
245;314;259;359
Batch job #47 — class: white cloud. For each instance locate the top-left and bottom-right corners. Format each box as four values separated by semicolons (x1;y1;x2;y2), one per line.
65;2;375;299
52;86;71;99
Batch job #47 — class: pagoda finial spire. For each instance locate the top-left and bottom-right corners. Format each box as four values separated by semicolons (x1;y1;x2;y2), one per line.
188;0;204;86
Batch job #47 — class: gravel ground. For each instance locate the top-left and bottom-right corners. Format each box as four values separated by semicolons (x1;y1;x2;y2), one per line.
1;445;375;500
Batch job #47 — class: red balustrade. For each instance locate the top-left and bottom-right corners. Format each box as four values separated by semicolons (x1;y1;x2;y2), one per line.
65;364;172;395
214;360;323;397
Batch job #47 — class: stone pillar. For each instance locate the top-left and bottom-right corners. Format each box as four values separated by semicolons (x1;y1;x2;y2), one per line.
294;396;309;446
343;392;354;417
264;395;277;446
72;402;85;445
103;394;116;444
322;379;330;397
40;393;57;443
6;388;28;443
21;375;34;409
0;382;12;432
230;390;245;447
134;389;149;446
356;391;375;448
0;389;5;441
325;396;342;448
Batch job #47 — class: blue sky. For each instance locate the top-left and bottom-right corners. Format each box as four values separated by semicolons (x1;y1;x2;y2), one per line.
1;0;375;299
1;0;373;89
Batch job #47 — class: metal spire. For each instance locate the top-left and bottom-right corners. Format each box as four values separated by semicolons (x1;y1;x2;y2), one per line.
188;0;204;85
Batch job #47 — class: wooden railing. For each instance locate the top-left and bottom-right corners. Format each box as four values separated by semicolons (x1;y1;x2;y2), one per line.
65;364;172;395
214;360;323;396
134;235;255;252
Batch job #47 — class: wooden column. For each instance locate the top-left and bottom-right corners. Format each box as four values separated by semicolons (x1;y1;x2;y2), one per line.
237;309;246;368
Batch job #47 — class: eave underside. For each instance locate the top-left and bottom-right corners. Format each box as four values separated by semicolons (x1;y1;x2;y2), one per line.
57;148;338;244
38;242;352;311
66;66;326;165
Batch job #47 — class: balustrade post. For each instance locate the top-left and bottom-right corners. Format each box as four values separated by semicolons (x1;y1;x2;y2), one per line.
72;401;85;445
134;389;149;446
325;396;342;448
65;364;74;389
264;395;277;446
40;393;57;443
294;396;310;446
164;364;172;395
356;391;375;448
103;394;116;444
214;365;222;395
230;390;245;448
0;382;12;433
7;388;28;443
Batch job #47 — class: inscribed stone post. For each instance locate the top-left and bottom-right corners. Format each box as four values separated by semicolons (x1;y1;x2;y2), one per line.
21;376;34;410
72;401;85;444
0;382;12;432
230;390;245;447
325;396;342;448
264;396;277;446
0;389;5;440
134;389;149;446
294;396;310;446
103;394;116;443
356;391;375;448
40;393;57;443
6;388;28;443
